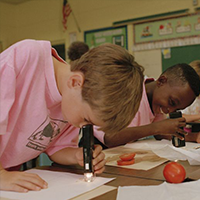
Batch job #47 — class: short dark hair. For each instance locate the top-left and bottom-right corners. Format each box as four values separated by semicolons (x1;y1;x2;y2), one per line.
162;63;200;96
67;41;89;61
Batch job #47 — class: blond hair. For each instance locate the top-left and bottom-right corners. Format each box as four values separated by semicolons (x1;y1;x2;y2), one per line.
189;60;200;77
71;43;144;133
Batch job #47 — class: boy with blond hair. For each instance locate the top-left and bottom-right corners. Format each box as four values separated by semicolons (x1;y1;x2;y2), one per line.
0;39;144;192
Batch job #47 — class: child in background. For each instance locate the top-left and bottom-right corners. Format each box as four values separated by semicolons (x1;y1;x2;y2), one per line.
182;61;200;121
182;60;200;143
67;41;89;62
93;63;200;147
0;39;144;192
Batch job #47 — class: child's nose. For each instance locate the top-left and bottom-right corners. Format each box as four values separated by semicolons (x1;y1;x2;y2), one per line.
80;122;90;128
168;107;177;113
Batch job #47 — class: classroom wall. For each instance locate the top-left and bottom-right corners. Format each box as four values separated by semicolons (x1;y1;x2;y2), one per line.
0;0;198;77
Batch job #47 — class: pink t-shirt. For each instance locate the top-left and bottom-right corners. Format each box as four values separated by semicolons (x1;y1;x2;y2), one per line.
93;79;165;144
0;39;79;169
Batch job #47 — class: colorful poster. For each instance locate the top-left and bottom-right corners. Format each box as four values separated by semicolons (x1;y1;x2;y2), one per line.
84;26;127;49
134;14;200;44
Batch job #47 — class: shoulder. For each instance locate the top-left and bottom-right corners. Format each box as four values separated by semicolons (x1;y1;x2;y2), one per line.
1;40;52;75
17;40;52;64
15;39;51;53
4;39;51;56
2;39;51;60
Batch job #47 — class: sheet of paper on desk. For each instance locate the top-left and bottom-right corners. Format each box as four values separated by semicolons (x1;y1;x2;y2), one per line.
0;169;115;200
104;146;168;170
117;179;200;200
125;139;200;165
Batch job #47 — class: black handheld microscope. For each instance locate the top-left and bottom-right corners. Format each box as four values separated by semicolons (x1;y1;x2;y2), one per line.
81;124;94;182
169;111;200;147
169;111;185;147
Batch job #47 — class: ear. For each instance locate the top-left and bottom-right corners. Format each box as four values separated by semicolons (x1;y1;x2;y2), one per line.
67;72;84;89
157;75;168;87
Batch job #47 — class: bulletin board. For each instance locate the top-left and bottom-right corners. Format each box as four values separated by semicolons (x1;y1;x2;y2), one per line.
162;44;200;72
84;26;128;49
135;14;200;44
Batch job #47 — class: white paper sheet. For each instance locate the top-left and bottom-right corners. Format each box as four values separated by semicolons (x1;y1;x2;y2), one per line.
0;169;115;200
117;179;200;200
104;146;168;170
125;139;200;165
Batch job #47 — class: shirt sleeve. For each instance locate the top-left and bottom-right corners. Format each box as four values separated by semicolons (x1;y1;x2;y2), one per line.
0;54;16;135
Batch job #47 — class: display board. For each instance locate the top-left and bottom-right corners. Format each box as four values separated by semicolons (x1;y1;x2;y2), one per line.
162;44;200;72
135;14;200;44
84;26;127;49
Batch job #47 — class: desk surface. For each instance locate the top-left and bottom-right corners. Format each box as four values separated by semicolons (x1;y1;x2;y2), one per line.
103;160;200;181
41;164;163;200
48;160;200;200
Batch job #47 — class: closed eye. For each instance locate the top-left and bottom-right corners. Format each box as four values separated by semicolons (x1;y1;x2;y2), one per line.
84;118;90;123
169;98;176;107
84;118;94;125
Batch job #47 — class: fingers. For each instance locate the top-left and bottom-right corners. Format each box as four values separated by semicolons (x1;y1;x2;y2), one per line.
178;117;186;122
92;145;106;174
168;118;187;139
22;172;48;190
93;159;106;174
10;184;29;193
76;147;84;166
173;132;186;140
93;145;103;158
0;170;48;193
94;166;105;174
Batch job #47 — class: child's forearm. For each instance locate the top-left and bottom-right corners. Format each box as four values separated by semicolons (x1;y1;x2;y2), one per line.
104;124;157;147
182;114;200;122
49;147;81;165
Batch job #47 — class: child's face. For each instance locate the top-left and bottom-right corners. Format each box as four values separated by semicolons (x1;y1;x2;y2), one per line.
152;81;196;115
60;72;104;129
62;97;103;128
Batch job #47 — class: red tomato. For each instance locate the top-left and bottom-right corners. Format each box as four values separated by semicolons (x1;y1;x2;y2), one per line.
119;153;136;161
117;159;135;166
163;162;186;183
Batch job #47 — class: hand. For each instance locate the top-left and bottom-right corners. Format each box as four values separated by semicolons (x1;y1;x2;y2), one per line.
92;145;106;174
196;132;200;143
185;131;200;143
153;117;187;140
0;169;48;192
75;145;106;174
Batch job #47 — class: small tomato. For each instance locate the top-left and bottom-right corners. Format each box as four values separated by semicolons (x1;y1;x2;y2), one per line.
163;161;186;183
117;159;135;166
119;153;136;161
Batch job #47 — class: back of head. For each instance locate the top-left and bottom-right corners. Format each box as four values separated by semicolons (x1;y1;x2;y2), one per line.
67;41;89;61
189;60;200;77
161;63;200;97
71;43;144;133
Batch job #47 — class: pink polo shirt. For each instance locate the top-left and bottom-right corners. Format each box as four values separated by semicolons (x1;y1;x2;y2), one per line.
0;39;79;169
